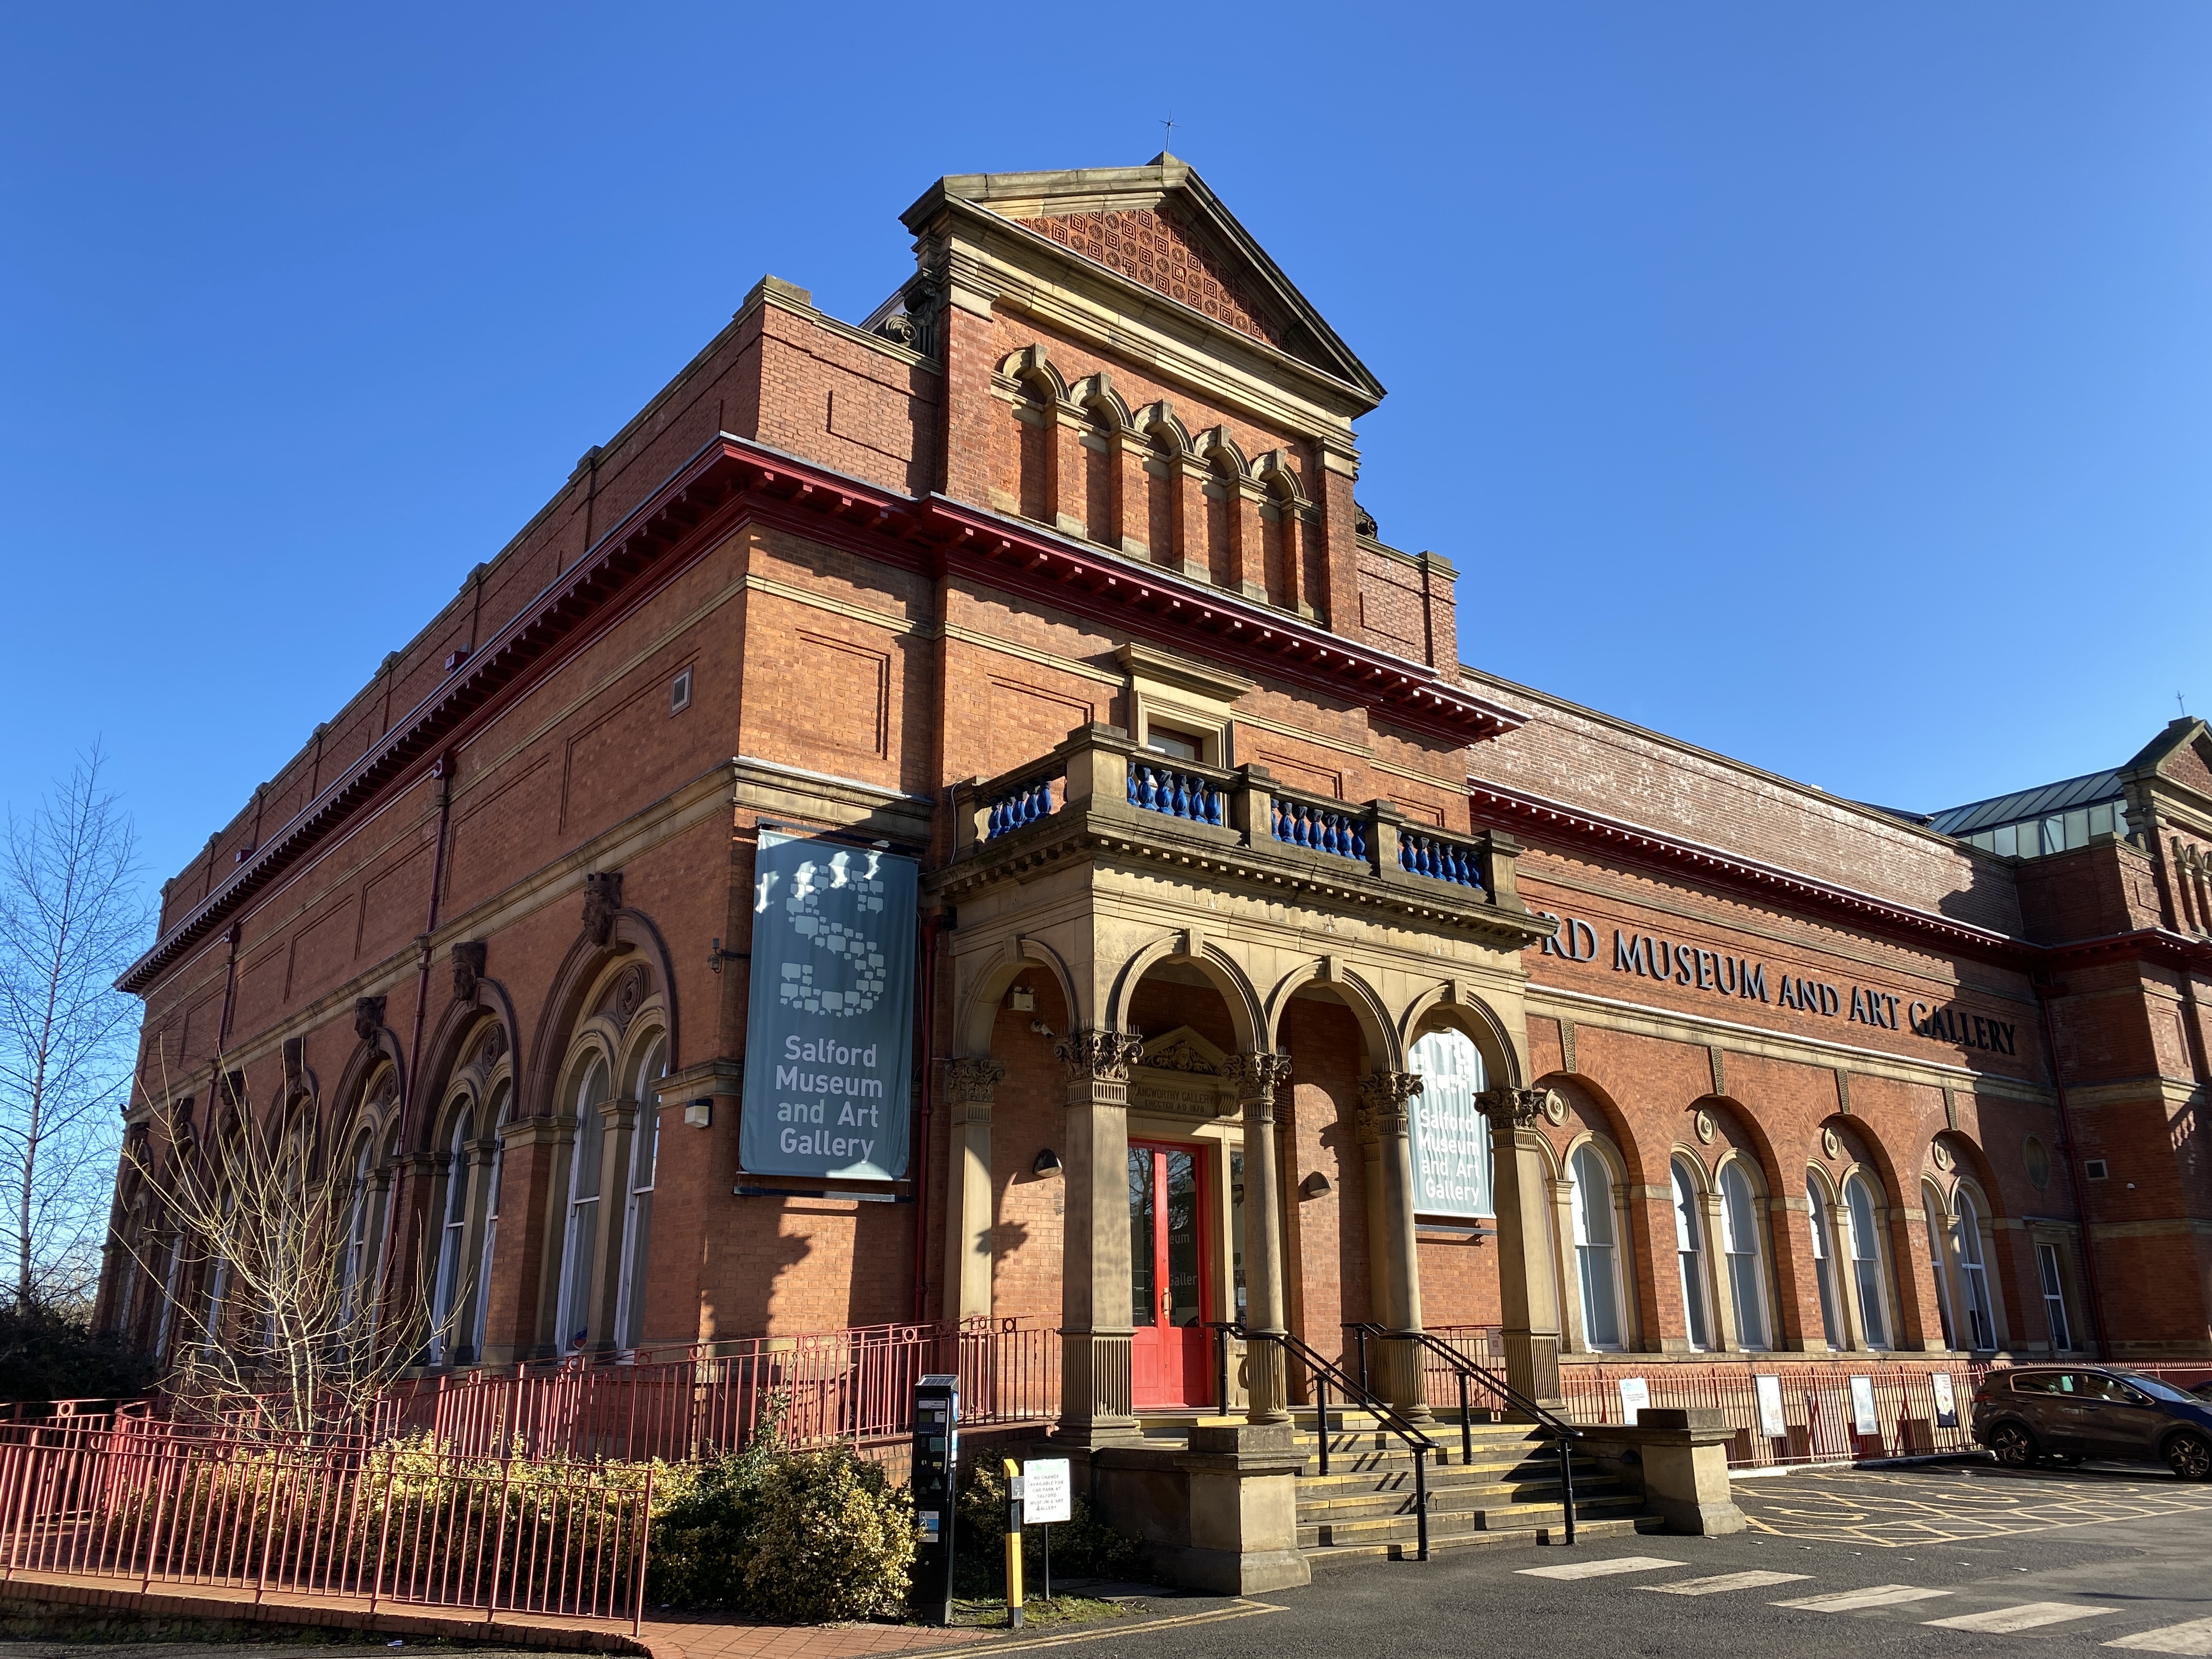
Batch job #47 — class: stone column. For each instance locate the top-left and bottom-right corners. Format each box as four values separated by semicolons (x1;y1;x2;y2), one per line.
1358;1071;1431;1420
1053;1028;1146;1443
1477;1086;1563;1403
941;1057;1005;1324
1225;1053;1294;1424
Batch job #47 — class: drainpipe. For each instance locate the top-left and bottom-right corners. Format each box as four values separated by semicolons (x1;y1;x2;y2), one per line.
2034;975;2108;1359
912;909;948;1323
372;755;455;1349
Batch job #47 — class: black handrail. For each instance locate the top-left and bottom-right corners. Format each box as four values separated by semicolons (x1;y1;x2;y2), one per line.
1349;1323;1581;1546
1214;1321;1436;1562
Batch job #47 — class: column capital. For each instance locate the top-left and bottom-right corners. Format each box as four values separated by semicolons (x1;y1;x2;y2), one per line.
1054;1029;1144;1106
1475;1085;1550;1128
1356;1070;1423;1139
1053;1028;1144;1081
1223;1052;1294;1104
945;1056;1006;1102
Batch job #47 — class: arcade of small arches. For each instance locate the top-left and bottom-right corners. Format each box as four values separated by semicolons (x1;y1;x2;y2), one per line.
994;343;1332;619
104;936;680;1374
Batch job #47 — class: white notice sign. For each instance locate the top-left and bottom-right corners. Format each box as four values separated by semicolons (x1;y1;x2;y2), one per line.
1755;1374;1787;1439
1617;1377;1651;1424
1849;1374;1880;1436
1024;1458;1072;1525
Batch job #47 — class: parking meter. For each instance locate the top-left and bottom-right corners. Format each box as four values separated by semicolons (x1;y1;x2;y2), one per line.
910;1375;960;1624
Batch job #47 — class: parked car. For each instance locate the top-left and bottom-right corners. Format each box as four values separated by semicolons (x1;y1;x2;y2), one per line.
1973;1367;2212;1480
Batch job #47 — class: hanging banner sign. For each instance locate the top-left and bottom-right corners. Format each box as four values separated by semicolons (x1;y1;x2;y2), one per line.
740;831;917;1181
1931;1372;1960;1429
1849;1374;1880;1436
1407;1029;1493;1218
1617;1376;1651;1425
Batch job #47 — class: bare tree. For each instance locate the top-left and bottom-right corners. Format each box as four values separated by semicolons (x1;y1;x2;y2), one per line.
0;748;150;1313
121;1099;459;1440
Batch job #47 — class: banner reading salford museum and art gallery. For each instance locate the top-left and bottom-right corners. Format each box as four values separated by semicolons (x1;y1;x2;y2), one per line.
740;831;917;1181
1407;1028;1493;1218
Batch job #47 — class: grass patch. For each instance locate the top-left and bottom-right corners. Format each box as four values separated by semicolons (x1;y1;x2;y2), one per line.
947;1594;1132;1630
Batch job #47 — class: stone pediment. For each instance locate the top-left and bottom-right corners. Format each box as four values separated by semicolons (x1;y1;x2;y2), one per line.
1128;1025;1235;1120
907;155;1383;405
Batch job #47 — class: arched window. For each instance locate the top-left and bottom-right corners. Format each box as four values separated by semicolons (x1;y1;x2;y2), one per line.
1670;1160;1711;1351
1805;1176;1841;1349
1719;1163;1770;1350
556;1056;611;1352
472;1078;510;1360
613;1034;666;1351
338;1131;377;1331
1955;1188;1996;1350
1843;1173;1891;1350
428;1102;474;1365
1570;1144;1625;1351
1921;1184;1957;1348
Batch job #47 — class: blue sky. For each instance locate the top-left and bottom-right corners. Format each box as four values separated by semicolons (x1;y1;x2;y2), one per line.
3;3;2207;891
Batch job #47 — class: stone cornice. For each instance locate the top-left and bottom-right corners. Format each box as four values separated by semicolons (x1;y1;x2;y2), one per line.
122;433;1519;997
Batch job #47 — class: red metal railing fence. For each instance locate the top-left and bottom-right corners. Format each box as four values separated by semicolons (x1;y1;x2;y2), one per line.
0;1428;652;1630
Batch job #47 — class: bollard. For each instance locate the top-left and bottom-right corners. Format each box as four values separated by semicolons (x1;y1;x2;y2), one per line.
1003;1457;1024;1630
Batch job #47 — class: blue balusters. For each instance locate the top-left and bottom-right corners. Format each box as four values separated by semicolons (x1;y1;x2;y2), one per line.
1267;795;1368;863
1398;830;1484;891
985;775;1060;840
1126;761;1221;826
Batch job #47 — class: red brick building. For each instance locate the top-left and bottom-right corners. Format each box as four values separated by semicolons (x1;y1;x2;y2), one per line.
100;156;2212;1445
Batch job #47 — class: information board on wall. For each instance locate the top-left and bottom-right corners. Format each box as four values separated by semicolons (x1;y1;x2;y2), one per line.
740;832;917;1181
1407;1028;1493;1218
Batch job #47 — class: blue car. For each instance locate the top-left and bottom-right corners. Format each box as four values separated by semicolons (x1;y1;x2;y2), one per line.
1972;1367;2212;1480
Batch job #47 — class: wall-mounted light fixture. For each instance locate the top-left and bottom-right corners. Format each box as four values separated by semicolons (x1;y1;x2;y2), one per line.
684;1098;713;1129
1033;1148;1063;1176
1008;986;1036;1012
1299;1171;1331;1200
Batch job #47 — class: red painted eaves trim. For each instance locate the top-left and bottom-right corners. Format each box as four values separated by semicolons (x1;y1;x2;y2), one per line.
1468;780;2032;958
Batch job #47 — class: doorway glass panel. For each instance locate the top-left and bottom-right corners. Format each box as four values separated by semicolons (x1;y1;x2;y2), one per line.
1128;1149;1156;1328
1165;1149;1201;1328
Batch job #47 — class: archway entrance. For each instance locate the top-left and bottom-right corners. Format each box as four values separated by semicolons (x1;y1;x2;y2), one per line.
1130;1138;1212;1408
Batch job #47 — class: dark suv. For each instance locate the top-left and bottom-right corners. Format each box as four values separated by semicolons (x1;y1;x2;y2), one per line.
1973;1367;2212;1480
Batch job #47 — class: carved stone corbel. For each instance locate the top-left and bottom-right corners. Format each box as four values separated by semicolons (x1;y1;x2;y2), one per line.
353;996;387;1044
452;940;488;1002
582;871;624;946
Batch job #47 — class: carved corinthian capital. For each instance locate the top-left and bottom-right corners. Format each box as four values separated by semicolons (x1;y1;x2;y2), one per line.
1222;1052;1294;1101
1356;1070;1424;1141
1052;1029;1146;1085
1474;1085;1550;1128
945;1056;1007;1104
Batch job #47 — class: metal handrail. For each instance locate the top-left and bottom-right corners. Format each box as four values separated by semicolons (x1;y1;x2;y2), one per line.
1214;1320;1436;1562
1348;1323;1580;1545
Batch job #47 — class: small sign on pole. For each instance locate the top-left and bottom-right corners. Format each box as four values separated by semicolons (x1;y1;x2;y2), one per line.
1617;1376;1651;1425
1024;1458;1071;1601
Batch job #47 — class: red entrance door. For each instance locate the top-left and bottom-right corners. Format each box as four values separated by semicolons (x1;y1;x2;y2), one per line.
1129;1141;1211;1409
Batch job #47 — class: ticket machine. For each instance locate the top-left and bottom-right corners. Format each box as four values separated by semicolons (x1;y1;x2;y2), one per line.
910;1375;959;1624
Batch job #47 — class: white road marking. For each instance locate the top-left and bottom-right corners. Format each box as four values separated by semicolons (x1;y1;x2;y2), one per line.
2108;1618;2212;1656
1775;1584;1955;1612
1516;1555;1686;1581
1641;1571;1816;1595
1926;1603;2117;1634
